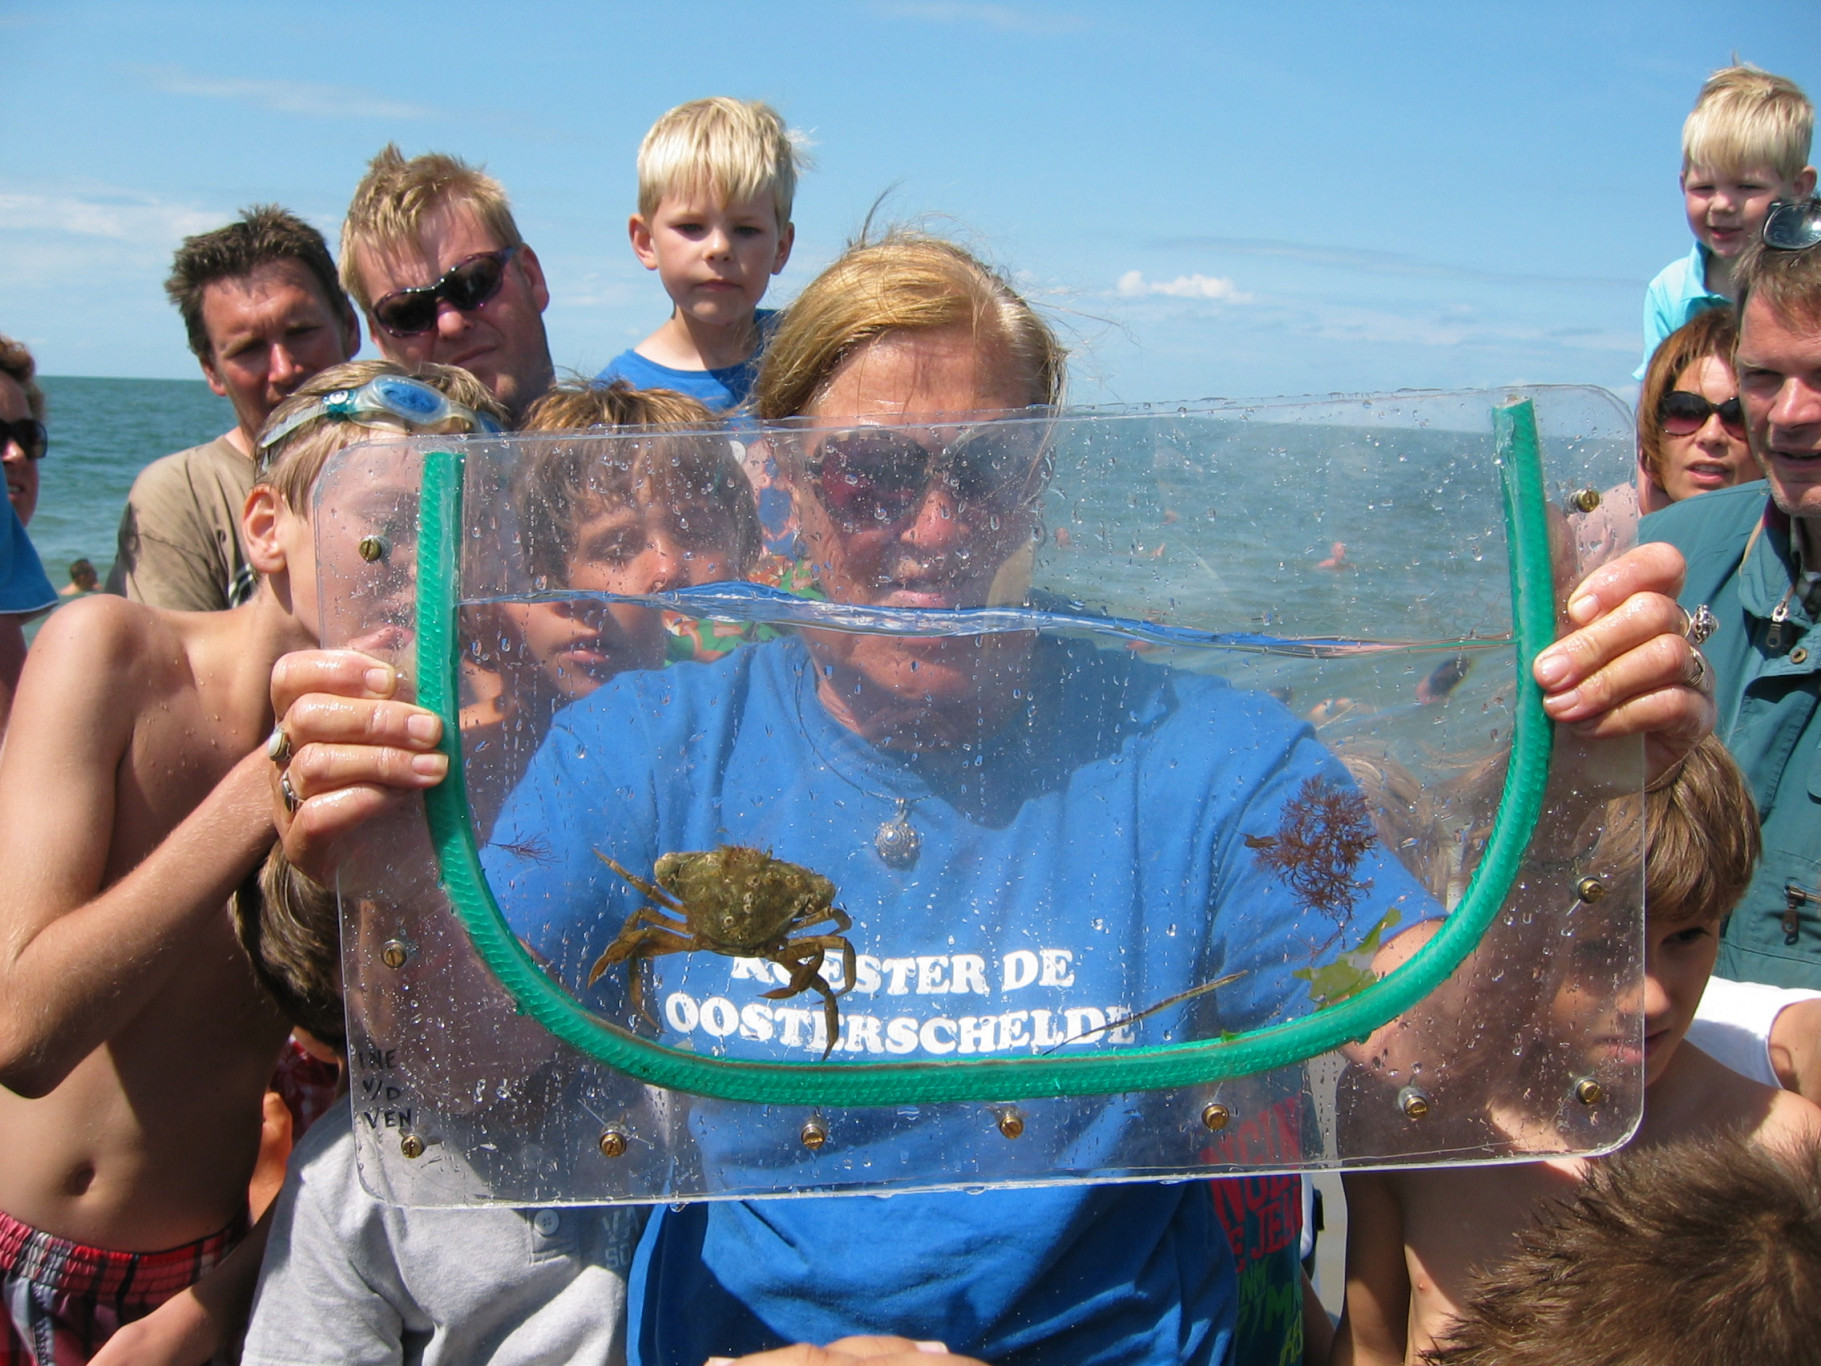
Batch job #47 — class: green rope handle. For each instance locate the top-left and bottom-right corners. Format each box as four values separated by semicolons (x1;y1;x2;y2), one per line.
417;399;1555;1104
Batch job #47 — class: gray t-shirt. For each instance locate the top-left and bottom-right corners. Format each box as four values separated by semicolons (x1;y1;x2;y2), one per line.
105;434;257;611
244;1115;643;1366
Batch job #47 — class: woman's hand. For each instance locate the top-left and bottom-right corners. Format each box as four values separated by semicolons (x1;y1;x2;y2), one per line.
1531;541;1713;784
268;650;447;884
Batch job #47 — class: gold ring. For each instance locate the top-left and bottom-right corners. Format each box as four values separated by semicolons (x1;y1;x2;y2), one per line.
266;724;294;767
280;771;302;816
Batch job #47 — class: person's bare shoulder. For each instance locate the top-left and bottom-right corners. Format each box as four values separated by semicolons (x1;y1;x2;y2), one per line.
1755;1082;1821;1151
1642;1042;1818;1149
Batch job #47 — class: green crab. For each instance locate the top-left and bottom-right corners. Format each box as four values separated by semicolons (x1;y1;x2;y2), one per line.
589;846;856;1059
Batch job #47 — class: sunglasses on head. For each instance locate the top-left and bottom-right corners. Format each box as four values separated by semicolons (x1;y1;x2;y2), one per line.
1763;197;1821;253
0;417;46;461
1659;389;1745;438
803;425;1047;531
371;246;521;337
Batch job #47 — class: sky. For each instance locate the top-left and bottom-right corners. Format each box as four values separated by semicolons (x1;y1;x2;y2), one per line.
4;0;1818;405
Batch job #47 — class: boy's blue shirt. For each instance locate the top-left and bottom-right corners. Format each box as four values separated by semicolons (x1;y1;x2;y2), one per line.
1637;241;1729;379
483;634;1430;1366
595;308;777;413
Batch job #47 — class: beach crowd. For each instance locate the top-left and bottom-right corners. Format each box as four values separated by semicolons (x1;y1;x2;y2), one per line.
1;65;1820;1366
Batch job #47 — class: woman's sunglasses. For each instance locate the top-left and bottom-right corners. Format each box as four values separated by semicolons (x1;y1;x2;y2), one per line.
803;425;1048;532
1659;390;1745;439
371;246;521;337
0;417;46;461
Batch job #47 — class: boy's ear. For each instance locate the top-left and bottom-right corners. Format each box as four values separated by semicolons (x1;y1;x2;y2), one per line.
1796;166;1818;199
629;215;660;271
772;222;795;277
243;485;290;575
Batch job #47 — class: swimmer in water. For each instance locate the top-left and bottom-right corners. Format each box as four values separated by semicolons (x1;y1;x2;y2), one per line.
1318;541;1348;569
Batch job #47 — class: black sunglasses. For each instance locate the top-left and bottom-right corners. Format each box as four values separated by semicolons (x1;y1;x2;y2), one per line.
371;246;521;337
1659;390;1745;439
0;417;46;461
805;425;1047;532
1763;198;1821;252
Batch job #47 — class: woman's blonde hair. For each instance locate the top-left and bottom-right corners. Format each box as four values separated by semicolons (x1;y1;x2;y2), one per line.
753;231;1065;420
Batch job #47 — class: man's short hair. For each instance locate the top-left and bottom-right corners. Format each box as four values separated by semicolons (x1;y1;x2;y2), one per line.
1423;1131;1821;1366
0;333;44;422
1737;223;1821;333
637;97;808;228
1684;64;1814;181
340;145;523;312
165;206;351;364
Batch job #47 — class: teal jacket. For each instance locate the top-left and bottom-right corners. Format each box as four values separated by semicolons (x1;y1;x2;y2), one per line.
1643;481;1821;988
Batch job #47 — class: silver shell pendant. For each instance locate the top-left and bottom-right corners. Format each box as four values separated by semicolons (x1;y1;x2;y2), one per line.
874;799;921;869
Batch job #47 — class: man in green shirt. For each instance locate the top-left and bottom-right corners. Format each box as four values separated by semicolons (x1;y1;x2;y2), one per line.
1644;199;1821;988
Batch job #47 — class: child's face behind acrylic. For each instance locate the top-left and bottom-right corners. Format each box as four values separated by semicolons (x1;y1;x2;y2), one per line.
1637;911;1721;1087
1683;162;1818;260
631;186;794;334
522;492;738;701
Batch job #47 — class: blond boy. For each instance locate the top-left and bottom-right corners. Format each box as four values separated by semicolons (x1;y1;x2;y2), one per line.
1333;737;1821;1365
0;360;502;1363
597;98;806;412
1639;63;1815;373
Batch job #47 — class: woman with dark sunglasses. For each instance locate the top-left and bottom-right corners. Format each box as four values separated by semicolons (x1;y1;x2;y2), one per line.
266;232;1718;1366
1638;309;1760;511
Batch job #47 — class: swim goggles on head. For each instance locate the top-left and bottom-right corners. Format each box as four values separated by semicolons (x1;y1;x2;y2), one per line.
257;374;503;462
371;246;521;337
1763;198;1821;252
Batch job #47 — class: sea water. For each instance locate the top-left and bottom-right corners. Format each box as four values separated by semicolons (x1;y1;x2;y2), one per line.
29;375;230;589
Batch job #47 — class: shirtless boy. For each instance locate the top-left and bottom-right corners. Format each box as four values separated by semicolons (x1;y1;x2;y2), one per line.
0;359;502;1363
1333;736;1821;1365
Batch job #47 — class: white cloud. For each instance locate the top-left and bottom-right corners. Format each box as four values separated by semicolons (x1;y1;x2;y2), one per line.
0;189;223;243
134;64;440;121
1116;270;1254;303
870;1;1087;34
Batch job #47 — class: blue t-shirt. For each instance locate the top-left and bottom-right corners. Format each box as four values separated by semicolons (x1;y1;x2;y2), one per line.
594;309;776;413
1637;241;1729;379
485;636;1427;1365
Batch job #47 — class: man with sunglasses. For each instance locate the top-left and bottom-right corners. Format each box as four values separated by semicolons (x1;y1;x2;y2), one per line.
340;145;555;426
106;208;360;612
0;333;57;734
1645;199;1821;991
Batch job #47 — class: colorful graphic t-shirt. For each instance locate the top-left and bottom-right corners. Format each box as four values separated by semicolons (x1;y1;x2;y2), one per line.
484;636;1427;1365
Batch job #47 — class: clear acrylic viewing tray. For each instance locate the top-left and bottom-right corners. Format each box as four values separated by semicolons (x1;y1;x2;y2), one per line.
312;387;1648;1206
